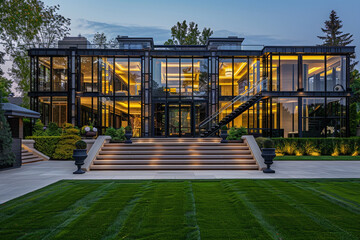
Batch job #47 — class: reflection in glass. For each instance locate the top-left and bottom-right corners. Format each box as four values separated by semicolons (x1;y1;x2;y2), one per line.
193;59;208;96
114;58;128;96
52;57;68;91
280;55;298;91
273;98;298;138
302;98;326;137
114;98;128;128
303;56;325;91
249;58;262;90
234;58;248;95
102;58;114;95
39;97;50;125
169;104;180;136
219;58;232;96
167;59;180;95
52;97;67;127
129;99;141;137
181;58;192;96
181;104;191;136
81;57;91;92
271;55;279;91
326;56;346;92
152;58;166;96
129;58;141;96
93;58;98;92
154;103;166;136
38;57;51;91
101;97;113;128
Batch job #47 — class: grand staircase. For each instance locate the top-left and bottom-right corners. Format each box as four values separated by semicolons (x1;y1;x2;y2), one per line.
200;78;267;137
90;138;259;170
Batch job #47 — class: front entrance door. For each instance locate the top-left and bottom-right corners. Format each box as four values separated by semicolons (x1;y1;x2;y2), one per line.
153;102;194;137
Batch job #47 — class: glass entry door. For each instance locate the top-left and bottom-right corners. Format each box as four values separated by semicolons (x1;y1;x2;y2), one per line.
168;104;180;137
153;102;195;137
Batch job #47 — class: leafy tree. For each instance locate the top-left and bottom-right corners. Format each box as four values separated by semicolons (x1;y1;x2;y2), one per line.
0;51;12;102
317;10;357;69
0;1;70;108
164;20;213;45
92;32;107;47
350;69;360;104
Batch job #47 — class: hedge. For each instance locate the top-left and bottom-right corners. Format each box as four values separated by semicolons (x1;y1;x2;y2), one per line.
25;136;61;159
272;137;360;156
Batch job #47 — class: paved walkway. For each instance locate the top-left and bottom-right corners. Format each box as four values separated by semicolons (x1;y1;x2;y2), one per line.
1;160;360;204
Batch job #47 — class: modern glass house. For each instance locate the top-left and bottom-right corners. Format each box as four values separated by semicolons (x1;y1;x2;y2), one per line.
28;36;355;138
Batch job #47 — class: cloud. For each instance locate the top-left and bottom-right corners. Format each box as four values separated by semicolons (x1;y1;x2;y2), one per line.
73;19;302;46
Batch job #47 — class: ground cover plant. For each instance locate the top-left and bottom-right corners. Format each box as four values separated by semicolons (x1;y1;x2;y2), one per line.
0;179;359;240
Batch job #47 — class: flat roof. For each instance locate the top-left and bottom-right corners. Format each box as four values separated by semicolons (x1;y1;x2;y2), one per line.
1;103;40;118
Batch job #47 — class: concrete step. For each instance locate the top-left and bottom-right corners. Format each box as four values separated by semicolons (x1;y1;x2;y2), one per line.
21;152;33;157
101;146;249;151
22;157;43;164
22;154;41;160
91;164;259;170
99;150;252;155
96;154;253;160
93;159;257;165
103;142;246;147
132;138;220;143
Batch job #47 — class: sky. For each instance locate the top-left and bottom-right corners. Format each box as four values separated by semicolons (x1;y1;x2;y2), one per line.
4;0;360;95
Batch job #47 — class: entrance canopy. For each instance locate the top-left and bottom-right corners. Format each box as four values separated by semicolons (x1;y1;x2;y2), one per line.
1;103;40;118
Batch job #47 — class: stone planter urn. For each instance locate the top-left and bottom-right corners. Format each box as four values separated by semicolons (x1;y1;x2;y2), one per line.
85;131;96;139
220;129;228;143
73;149;87;174
125;130;133;144
261;148;276;173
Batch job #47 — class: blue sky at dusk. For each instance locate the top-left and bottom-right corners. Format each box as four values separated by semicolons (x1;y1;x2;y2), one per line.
42;0;360;49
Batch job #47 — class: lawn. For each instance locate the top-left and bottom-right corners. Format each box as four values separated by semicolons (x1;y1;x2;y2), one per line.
1;179;360;240
275;155;360;161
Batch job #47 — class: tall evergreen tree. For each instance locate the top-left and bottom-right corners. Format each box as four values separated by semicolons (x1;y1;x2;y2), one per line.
318;10;357;69
318;10;353;46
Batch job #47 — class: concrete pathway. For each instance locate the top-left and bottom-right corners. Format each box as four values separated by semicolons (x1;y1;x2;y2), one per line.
1;160;360;204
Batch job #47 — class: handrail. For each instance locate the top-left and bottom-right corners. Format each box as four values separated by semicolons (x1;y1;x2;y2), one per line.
199;78;267;128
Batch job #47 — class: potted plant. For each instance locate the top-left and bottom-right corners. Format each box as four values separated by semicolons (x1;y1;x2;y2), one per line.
124;125;133;144
81;121;98;139
220;125;228;143
72;140;87;174
261;138;276;173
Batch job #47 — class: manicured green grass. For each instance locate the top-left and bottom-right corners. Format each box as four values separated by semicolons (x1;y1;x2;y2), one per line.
1;179;360;240
275;155;360;161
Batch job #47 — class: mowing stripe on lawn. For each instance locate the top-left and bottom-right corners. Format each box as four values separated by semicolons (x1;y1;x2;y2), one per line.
101;181;152;240
37;182;119;240
292;180;360;213
114;181;190;239
192;181;271;240
221;181;282;240
185;181;201;240
0;181;104;240
12;182;117;240
258;180;357;240
229;180;345;240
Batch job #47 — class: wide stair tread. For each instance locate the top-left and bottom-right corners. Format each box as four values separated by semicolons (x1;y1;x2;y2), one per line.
21;148;44;164
93;159;256;165
91;164;259;170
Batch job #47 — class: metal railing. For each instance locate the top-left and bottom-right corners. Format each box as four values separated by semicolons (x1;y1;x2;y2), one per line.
199;78;267;128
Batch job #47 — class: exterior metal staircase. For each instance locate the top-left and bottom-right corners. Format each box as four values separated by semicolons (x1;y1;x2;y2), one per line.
199;79;267;137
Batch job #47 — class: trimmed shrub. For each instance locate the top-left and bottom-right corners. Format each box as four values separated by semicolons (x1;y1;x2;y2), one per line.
227;127;247;140
25;136;61;158
105;127;125;141
75;140;87;150
272;137;360;156
125;125;132;131
53;123;81;160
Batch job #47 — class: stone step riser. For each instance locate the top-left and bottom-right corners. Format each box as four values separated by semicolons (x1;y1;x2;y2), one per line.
99;150;251;155
101;146;249;151
103;143;246;147
93;160;256;165
96;155;253;160
91;165;259;170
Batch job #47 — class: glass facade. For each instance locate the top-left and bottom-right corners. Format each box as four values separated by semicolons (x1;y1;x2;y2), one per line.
29;41;351;138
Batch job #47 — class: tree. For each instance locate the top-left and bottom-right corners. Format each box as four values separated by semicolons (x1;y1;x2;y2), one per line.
0;1;71;108
318;10;357;69
92;32;107;47
0;52;12;102
0;102;15;167
164;20;213;45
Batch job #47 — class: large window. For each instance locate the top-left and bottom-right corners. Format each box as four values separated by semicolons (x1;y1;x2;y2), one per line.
273;98;298;138
167;58;180;96
326;56;346;92
52;97;67;127
38;57;51;91
152;58;166;96
302;98;326;137
80;57;92;92
181;58;192;97
279;56;298;91
219;58;232;96
129;59;141;96
234;58;248;96
193;58;208;97
303;56;325;91
52;57;68;91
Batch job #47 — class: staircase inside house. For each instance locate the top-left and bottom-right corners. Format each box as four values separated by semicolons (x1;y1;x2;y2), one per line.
90;138;259;170
200;78;267;137
21;148;44;164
